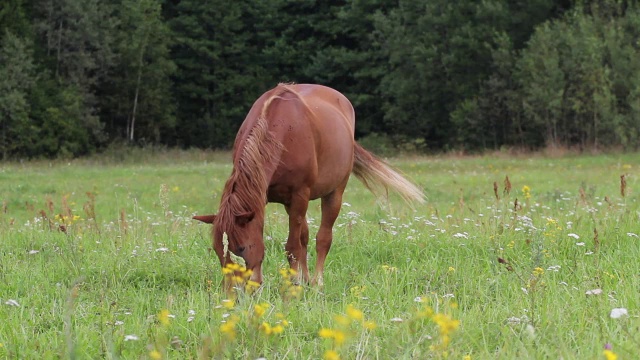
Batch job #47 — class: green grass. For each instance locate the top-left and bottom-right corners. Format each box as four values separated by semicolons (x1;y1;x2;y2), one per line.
0;151;638;359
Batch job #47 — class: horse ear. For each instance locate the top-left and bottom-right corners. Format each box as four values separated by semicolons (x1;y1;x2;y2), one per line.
193;214;216;224
235;211;255;226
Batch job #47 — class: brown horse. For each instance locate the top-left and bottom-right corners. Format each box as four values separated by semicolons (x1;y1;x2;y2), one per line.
194;83;424;285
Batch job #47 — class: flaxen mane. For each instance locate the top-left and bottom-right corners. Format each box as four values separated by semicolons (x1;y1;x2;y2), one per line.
214;84;299;236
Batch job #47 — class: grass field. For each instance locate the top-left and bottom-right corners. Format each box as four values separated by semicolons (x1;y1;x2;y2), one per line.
0;149;638;359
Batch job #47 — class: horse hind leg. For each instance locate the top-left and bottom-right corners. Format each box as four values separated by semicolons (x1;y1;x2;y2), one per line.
313;183;347;287
284;192;311;284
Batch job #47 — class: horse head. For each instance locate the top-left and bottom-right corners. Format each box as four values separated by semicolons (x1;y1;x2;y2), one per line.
194;212;265;283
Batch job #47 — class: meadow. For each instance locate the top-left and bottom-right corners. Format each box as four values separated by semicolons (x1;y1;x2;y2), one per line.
0;149;638;359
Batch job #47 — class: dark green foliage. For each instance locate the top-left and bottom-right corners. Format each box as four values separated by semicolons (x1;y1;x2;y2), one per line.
0;0;32;40
2;0;640;157
0;31;35;159
101;0;176;144
472;0;640;150
169;0;261;148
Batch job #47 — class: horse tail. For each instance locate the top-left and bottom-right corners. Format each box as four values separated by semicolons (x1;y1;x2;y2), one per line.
352;143;425;204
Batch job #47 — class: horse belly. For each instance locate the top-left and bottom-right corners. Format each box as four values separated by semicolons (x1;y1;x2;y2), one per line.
309;130;354;200
266;140;316;204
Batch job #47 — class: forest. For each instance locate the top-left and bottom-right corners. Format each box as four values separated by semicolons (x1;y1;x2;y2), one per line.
2;0;640;158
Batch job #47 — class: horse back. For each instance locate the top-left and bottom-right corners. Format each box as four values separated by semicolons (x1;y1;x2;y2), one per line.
238;84;356;203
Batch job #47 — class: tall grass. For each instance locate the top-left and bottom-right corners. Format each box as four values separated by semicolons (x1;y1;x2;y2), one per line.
0;151;638;359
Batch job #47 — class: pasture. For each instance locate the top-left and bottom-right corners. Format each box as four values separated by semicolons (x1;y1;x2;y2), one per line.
0;150;638;359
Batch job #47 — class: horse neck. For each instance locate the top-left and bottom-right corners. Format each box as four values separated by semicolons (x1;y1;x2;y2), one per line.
220;117;283;226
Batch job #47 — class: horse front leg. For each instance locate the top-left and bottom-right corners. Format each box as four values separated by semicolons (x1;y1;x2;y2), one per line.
284;192;311;284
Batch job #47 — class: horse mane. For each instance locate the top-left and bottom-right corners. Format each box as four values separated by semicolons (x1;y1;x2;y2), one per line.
215;84;298;235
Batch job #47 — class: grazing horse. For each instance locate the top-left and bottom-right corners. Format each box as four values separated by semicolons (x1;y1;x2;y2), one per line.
194;83;424;285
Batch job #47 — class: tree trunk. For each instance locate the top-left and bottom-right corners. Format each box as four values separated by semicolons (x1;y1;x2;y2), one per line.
130;67;142;142
129;32;149;142
56;20;62;79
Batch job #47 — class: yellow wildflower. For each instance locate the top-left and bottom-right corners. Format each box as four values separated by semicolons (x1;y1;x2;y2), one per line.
272;324;285;334
254;303;270;318
604;349;618;360
286;284;303;299
381;264;398;272
448;266;455;272
533;267;544;277
279;267;297;277
220;322;236;340
259;322;273;335
319;328;334;338
418;306;434;319
364;320;377;330
432;313;460;335
245;280;260;292
219;315;239;340
346;305;364;321
242;268;253;279
221;299;234;310
522;185;531;200
318;328;346;346
149;349;162;360
463;355;472;360
158;309;170;326
324;350;340;360
349;285;366;297
333;330;346;346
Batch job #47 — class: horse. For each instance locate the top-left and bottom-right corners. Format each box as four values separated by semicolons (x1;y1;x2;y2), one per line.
194;83;424;286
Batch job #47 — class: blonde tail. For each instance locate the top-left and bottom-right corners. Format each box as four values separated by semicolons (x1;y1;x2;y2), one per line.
352;143;425;204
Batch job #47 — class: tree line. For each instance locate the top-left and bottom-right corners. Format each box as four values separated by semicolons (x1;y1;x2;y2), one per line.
1;0;639;158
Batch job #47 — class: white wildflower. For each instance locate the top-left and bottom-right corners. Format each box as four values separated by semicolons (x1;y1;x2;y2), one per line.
610;308;628;319
585;289;602;296
5;299;20;307
525;324;536;339
506;317;521;325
